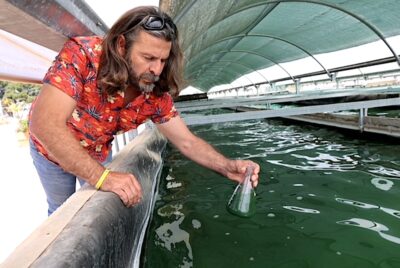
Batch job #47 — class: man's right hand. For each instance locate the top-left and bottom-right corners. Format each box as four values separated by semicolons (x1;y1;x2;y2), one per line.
99;171;143;207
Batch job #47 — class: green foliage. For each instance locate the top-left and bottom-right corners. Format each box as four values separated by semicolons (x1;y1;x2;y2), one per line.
0;80;40;107
0;86;5;99
0;81;8;99
18;118;29;133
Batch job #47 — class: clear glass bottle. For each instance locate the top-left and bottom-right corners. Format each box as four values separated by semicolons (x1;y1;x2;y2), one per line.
227;165;256;217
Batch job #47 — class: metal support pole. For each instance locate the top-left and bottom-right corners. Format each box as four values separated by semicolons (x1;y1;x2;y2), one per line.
123;132;127;145
359;107;368;132
114;137;120;153
295;78;301;94
128;130;138;141
331;72;339;89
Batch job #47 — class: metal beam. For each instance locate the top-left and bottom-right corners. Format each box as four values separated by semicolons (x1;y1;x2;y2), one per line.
176;82;400;109
200;55;400;93
178;87;400;112
186;34;331;79
265;0;400;66
185;0;400;67
198;66;255;89
182;2;278;56
3;0;107;51
181;0;400;91
187;60;271;84
183;97;400;126
195;50;295;88
184;3;281;89
189;60;271;88
234;50;293;80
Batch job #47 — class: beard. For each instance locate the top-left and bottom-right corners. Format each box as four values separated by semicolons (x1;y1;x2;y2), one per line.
126;56;160;93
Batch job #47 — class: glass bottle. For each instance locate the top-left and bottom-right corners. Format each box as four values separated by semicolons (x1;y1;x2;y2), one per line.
227;165;256;217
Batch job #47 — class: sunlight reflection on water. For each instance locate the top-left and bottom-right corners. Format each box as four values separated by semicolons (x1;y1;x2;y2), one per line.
144;120;400;267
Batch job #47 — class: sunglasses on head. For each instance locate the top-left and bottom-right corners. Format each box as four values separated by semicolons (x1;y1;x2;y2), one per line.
141;15;167;30
122;15;177;37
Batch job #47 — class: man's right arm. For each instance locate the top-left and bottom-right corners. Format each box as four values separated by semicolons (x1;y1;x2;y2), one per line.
30;84;142;206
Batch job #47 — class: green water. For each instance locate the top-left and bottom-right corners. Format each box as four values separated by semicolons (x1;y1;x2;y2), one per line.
142;120;400;268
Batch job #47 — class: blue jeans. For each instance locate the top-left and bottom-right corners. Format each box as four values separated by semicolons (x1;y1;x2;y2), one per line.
30;140;112;216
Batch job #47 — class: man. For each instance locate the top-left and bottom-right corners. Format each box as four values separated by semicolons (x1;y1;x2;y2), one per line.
29;6;260;215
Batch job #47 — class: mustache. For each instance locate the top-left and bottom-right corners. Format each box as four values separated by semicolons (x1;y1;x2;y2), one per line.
140;73;160;82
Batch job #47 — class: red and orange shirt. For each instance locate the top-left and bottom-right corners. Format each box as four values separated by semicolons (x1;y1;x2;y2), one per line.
30;36;178;162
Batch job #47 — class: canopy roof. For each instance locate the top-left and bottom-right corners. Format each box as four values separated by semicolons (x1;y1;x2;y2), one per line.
2;0;400;91
160;0;400;92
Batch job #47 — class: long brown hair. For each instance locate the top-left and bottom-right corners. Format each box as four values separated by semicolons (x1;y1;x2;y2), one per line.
97;6;184;97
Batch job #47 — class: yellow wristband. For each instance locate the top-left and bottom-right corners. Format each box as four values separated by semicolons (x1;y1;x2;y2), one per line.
95;169;111;190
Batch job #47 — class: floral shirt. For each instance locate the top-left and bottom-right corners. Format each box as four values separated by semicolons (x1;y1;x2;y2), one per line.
30;36;178;162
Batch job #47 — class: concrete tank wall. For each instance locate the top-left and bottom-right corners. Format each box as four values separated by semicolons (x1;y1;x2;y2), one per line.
2;128;167;268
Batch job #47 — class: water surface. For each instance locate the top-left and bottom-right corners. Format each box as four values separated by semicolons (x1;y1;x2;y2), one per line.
143;119;400;268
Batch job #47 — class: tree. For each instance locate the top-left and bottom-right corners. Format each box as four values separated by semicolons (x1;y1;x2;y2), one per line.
1;81;40;107
0;87;4;99
0;81;7;99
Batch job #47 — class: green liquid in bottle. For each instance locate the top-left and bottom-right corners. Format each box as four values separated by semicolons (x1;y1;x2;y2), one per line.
227;165;256;218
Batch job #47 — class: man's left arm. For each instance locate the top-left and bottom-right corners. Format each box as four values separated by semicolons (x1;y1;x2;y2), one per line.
156;115;259;187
